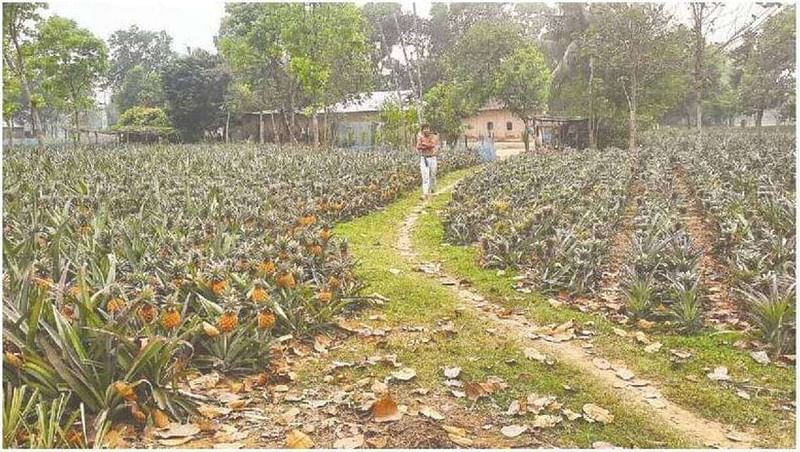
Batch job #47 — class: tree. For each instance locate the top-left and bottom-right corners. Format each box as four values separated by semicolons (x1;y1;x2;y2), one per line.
219;2;372;146
584;4;684;149
3;2;47;146
735;6;796;126
446;20;524;105
162;49;229;142
494;44;550;151
115;65;164;113
378;100;418;149
107;26;174;115
107;25;173;90
34;16;107;143
422;81;478;145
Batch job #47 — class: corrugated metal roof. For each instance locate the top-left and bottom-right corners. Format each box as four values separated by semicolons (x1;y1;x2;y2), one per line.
328;90;414;113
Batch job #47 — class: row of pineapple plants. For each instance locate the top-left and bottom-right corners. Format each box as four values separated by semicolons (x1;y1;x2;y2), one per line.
2;143;480;447
443;148;633;295
672;129;796;353
619;146;706;332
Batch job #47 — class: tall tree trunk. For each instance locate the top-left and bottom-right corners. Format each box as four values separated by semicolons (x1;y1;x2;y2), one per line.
588;56;596;149
8;34;45;147
259;112;264;144
312;112;320;148
755;109;764;127
691;3;705;132
73;110;80;144
628;76;637;151
6;119;13;147
225;111;231;143
270;113;279;145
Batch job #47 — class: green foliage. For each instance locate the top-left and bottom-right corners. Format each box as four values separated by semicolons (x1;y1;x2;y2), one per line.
738;277;795;355
107;25;173;90
735;6;796;122
32;15;107;137
161;50;229;142
218;2;373;126
623;276;654;319
378;100;418;149
116;106;171;129
114;65;165;113
422;81;477;145
494;44;550;121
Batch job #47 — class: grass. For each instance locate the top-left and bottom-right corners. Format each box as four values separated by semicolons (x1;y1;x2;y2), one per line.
294;169;695;448
412;185;796;448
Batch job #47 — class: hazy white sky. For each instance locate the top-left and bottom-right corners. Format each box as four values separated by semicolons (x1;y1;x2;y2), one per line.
44;1;772;54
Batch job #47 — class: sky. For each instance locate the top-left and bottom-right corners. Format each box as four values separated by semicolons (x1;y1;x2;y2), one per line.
45;1;773;54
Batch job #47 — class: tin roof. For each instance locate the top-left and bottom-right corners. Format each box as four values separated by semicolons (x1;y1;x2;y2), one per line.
328;90;414;113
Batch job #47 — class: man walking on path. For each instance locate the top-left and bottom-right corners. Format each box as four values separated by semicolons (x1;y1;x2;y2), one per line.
416;123;439;200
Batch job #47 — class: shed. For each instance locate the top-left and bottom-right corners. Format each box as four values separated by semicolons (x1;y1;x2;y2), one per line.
532;115;589;150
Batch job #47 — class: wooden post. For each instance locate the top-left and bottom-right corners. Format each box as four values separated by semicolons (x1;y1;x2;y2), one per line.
259;112;264;144
270;113;279;145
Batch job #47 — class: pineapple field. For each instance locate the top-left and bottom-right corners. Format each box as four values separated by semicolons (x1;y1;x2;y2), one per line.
443;129;795;352
1;144;479;447
1;131;796;448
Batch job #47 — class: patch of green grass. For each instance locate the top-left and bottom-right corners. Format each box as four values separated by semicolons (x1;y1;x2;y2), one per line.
300;171;695;448
413;188;796;447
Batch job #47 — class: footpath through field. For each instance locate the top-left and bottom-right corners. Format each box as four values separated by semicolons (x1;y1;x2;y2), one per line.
396;172;759;448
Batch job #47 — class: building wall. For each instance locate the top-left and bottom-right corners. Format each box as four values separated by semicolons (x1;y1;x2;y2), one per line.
462;109;526;142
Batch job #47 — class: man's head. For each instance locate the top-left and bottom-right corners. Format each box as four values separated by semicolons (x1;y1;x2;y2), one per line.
421;123;431;135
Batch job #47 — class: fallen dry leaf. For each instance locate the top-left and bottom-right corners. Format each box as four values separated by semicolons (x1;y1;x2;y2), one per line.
612;327;627;337
644;342;662;354
441;425;465;436
592;441;619;449
189;372;220;391
532;414;562;429
448;433;473;447
592;358;611;370
333;434;364;449
366;437;388;448
524;347;548;363
582;404;614;424
372;394;402;422
750;351;770;365
286;429;314;449
500;424;528;438
391;367;417;381
464;382;487;401
214;442;244;449
419;406;445;421
155;423;200;439
159;437;193;447
443;366;461;379
707;366;731;382
152;409;170;428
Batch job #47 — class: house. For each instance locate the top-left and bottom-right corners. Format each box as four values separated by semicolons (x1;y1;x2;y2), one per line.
462;101;527;143
238;90;415;146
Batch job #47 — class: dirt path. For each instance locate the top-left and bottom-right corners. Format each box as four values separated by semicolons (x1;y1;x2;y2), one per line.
397;180;759;449
672;164;747;330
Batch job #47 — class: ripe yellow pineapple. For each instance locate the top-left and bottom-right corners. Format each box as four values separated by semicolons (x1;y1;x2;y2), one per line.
161;308;181;329
106;297;125;314
317;290;333;303
307;244;323;256
113;381;137;401
137;304;157;323
4;351;23;368
217;311;239;332
257;311;276;330
257;260;276;276
319;227;333;241
276;272;296;289
210;279;227;296
328;276;341;290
